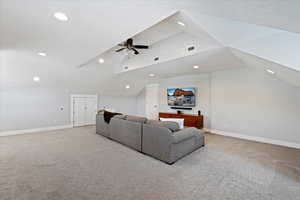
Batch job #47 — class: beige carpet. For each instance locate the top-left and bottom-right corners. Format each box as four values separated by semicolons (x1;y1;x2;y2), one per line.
0;126;299;200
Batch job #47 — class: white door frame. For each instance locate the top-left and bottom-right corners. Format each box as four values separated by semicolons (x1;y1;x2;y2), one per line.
70;94;98;127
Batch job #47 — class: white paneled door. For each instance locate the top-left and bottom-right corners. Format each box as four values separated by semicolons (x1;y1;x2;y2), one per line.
72;95;97;127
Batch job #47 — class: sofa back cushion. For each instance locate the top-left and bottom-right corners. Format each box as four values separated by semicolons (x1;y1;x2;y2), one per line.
146;120;180;132
109;117;142;151
126;115;147;124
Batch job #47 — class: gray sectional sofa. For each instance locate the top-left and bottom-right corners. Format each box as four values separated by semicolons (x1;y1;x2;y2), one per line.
96;112;205;164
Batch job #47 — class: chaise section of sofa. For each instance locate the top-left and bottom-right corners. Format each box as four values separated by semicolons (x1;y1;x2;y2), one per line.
142;121;205;164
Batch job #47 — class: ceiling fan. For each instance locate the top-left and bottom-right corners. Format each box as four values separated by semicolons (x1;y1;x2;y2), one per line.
116;38;149;55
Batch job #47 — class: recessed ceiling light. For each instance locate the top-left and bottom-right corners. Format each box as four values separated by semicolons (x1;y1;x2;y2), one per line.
98;58;104;64
38;52;47;57
193;65;199;69
149;73;155;77
177;21;185;26
53;12;68;21
33;76;40;82
125;85;130;89
266;69;275;74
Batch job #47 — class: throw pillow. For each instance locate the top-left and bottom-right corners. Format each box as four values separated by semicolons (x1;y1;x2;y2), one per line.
160;118;184;129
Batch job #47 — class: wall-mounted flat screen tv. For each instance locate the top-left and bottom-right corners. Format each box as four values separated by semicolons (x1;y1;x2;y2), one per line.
167;88;196;107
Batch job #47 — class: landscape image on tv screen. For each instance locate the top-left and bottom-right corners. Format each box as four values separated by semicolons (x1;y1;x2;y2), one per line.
167;88;196;107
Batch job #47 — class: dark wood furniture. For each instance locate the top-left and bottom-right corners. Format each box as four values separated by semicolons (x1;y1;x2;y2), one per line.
159;112;203;129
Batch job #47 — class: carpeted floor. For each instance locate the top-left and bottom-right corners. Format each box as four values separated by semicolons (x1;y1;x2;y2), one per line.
0;126;299;200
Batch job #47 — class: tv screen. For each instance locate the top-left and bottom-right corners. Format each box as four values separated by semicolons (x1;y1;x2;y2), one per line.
167;88;196;107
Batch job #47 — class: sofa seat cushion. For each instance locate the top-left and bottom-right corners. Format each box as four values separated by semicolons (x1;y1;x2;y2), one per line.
126;115;147;123
147;120;180;132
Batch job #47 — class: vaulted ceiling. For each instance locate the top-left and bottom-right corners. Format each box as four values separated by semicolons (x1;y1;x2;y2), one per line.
1;0;300;95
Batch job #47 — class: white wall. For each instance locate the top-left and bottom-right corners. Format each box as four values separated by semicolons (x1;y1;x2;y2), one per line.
145;84;159;120
0;88;138;132
211;67;300;144
158;74;212;128
136;89;146;117
138;68;300;146
2;66;300;146
97;96;138;116
0;88;71;131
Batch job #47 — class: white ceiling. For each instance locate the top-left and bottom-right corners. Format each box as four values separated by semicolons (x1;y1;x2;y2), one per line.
231;49;300;88
1;0;300;95
112;12;222;74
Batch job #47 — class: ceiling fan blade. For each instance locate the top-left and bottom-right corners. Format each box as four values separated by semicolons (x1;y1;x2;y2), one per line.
132;48;139;55
133;45;149;49
115;48;126;52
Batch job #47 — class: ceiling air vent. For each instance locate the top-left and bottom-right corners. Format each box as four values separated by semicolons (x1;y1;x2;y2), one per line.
187;46;195;51
154;57;159;61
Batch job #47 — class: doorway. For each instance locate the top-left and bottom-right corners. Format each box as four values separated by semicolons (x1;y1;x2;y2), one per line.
71;95;98;127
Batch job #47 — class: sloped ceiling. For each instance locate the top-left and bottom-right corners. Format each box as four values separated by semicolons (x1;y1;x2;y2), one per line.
230;49;300;88
192;14;300;72
1;0;300;95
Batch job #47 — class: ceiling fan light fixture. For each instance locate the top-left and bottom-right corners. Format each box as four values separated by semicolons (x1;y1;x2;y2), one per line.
115;38;149;55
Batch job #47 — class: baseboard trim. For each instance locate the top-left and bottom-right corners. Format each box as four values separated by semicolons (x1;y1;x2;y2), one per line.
0;124;73;137
206;129;300;149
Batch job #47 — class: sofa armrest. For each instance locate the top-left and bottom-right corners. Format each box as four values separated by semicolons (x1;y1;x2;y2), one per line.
172;128;198;144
